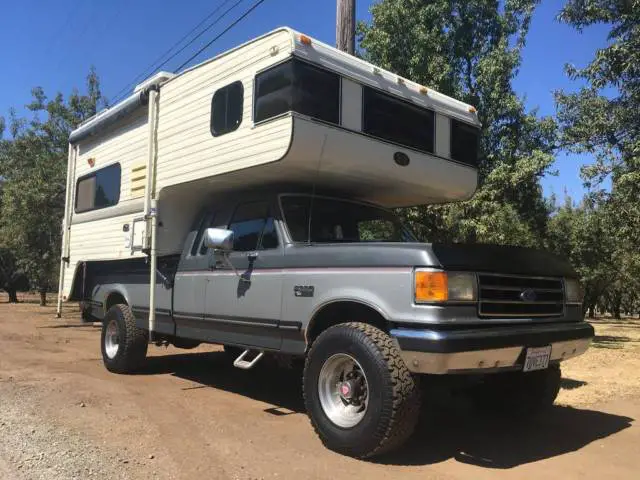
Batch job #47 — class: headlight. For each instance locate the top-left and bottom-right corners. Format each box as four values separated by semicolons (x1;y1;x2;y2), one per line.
565;278;584;304
414;270;477;303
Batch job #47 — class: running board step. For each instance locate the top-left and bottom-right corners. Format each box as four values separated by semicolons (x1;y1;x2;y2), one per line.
233;349;264;370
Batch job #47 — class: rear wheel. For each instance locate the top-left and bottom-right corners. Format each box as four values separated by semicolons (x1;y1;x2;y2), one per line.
303;322;421;458
474;364;562;415
101;304;148;374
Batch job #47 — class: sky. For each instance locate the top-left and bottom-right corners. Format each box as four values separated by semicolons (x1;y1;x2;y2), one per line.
0;0;612;200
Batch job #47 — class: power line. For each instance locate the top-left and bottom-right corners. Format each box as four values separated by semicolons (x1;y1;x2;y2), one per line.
174;0;267;72
109;0;244;105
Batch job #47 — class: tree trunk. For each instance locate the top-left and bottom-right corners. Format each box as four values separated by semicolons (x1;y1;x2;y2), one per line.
587;305;595;319
7;287;18;303
39;288;47;307
612;300;622;320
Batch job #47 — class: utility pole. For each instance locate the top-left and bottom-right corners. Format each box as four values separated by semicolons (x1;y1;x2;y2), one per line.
336;0;355;54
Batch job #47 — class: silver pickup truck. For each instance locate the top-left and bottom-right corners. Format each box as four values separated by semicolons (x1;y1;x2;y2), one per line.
83;189;593;458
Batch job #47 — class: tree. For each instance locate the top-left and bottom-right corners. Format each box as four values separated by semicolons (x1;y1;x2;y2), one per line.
358;0;556;246
546;196;616;317
0;69;104;306
554;0;640;319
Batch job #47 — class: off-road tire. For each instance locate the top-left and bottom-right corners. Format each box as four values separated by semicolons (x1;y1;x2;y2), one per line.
101;304;148;374
303;322;421;458
474;363;562;415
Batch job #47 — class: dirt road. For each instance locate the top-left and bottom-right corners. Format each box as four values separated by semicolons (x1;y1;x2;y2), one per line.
1;299;638;479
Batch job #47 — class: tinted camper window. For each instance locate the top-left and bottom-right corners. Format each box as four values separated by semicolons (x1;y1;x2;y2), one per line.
254;59;340;124
211;81;244;136
451;119;480;166
362;87;434;154
75;163;121;213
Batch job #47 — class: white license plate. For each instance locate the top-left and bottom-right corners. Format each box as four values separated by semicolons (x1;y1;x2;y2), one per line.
523;346;552;372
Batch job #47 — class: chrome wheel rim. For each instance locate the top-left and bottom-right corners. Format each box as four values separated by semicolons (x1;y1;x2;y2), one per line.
318;353;369;428
104;319;120;359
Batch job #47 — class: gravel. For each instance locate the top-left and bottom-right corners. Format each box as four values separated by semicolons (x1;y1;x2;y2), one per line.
0;381;144;480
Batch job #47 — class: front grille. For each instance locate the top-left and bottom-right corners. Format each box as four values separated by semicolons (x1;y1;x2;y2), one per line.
478;274;564;318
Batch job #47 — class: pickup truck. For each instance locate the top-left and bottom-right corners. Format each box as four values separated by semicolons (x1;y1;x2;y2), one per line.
88;188;594;458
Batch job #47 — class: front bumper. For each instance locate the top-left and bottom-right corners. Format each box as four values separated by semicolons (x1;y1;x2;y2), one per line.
390;322;594;374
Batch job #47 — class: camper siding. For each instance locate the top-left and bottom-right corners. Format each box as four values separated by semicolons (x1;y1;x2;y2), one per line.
155;30;294;189
63;108;150;297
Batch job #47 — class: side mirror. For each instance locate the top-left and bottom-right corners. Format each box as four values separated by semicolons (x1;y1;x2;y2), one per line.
203;228;234;253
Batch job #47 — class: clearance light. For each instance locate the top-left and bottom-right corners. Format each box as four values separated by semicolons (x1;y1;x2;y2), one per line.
415;270;477;303
468;106;477;113
299;34;312;46
419;86;428;94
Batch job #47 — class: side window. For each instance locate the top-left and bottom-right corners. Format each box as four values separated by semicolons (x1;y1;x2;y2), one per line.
199;212;220;255
227;201;278;252
210;81;243;137
450;119;480;167
75;163;121;213
190;212;216;256
254;59;340;124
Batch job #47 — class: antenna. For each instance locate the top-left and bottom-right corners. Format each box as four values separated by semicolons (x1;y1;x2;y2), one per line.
306;134;329;244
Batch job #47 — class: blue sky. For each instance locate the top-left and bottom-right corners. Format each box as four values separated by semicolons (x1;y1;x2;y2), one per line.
0;0;610;200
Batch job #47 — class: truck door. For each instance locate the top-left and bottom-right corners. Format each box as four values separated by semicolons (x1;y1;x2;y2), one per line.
203;200;283;349
172;213;212;337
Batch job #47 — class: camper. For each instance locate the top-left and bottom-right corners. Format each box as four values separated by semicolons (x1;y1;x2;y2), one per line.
57;28;593;458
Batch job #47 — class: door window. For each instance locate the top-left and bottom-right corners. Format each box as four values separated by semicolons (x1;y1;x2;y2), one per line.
228;201;278;251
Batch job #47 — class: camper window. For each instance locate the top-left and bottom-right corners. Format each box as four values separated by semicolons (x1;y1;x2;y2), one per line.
254;59;340;124
227;201;278;252
362;86;434;154
450;119;480;166
75;163;121;213
211;81;244;136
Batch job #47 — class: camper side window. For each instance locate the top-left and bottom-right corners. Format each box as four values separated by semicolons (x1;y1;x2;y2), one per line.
75;163;121;213
254;59;340;124
450;119;480;167
211;81;244;136
362;86;435;154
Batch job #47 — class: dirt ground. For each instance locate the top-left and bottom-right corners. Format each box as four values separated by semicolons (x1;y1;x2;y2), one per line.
0;297;639;480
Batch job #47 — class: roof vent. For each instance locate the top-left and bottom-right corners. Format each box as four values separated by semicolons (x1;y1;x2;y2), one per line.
134;71;175;93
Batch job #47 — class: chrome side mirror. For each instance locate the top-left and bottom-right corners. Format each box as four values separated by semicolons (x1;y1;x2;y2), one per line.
203;228;234;253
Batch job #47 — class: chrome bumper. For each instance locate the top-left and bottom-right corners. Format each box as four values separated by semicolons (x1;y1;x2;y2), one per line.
390;322;594;375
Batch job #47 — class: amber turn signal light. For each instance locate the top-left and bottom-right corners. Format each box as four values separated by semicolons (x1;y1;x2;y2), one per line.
415;270;448;303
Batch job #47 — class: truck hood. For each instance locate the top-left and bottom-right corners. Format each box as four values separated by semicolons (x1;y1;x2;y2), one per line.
283;242;576;278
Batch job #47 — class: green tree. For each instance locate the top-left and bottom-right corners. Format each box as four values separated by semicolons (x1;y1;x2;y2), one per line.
358;0;556;246
0;69;104;306
554;0;640;319
546;196;617;317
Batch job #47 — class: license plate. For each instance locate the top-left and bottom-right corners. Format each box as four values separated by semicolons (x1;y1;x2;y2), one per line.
523;346;552;372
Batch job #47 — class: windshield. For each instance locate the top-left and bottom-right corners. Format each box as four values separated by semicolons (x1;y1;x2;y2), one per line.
281;195;417;243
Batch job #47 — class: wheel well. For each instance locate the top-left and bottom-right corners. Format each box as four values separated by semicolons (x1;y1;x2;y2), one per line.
306;301;388;346
104;292;127;313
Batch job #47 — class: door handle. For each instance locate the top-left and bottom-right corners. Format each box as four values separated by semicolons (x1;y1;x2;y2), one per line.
247;251;259;260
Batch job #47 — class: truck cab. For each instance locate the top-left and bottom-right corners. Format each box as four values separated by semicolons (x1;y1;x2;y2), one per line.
95;187;592;458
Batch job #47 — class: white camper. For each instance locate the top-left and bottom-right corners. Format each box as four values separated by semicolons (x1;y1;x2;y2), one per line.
57;27;481;314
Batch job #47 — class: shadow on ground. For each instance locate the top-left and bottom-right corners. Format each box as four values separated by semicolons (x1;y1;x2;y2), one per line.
138;350;633;469
592;334;637;349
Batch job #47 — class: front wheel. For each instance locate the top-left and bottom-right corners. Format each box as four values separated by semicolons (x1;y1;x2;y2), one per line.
303;322;421;458
101;304;148;374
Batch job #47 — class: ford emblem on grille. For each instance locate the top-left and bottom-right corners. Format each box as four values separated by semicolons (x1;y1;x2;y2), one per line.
520;288;537;302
